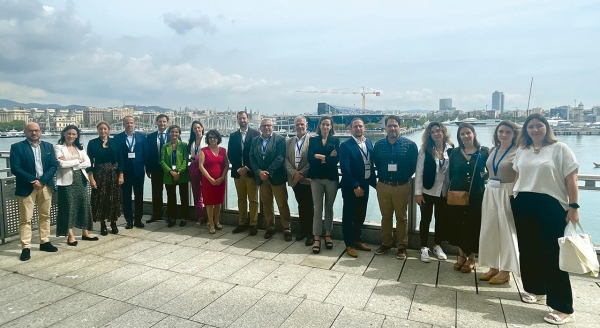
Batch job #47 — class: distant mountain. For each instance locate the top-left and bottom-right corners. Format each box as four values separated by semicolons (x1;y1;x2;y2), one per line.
0;99;173;112
124;105;172;112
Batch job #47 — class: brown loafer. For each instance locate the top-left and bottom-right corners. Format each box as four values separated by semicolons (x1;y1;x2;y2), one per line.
479;270;497;281
346;247;358;258
489;275;510;284
354;242;371;251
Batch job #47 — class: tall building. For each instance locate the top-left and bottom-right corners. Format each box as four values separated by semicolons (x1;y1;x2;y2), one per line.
492;91;505;113
439;98;452;111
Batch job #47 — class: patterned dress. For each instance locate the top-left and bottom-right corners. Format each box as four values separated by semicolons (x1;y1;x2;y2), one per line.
57;152;93;236
90;145;122;223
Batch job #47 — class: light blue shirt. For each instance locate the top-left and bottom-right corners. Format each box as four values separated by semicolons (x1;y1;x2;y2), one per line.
29;142;43;179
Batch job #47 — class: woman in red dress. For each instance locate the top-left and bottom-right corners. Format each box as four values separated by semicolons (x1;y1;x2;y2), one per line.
199;129;229;233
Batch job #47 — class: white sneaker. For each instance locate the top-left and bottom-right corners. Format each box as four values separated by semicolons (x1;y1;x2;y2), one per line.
433;245;447;260
420;247;431;263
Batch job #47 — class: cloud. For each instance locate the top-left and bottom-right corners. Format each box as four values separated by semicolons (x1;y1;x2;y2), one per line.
388;89;434;102
162;12;217;35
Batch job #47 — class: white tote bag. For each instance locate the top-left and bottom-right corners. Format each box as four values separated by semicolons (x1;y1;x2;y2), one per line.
558;222;599;277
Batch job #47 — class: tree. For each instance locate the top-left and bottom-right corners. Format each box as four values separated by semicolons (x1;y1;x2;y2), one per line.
0;120;26;131
365;122;378;130
333;123;346;130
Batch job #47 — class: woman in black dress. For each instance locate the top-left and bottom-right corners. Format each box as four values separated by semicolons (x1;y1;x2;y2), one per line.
447;123;489;273
87;121;124;235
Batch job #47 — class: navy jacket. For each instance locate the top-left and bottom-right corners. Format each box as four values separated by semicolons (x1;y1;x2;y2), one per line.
114;131;148;177
228;128;260;178
145;130;170;172
10;140;58;197
339;137;377;191
249;133;288;186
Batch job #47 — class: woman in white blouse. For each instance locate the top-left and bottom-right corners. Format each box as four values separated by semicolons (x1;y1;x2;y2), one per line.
414;122;452;263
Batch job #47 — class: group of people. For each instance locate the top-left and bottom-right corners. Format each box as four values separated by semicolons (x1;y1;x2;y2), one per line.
11;112;579;325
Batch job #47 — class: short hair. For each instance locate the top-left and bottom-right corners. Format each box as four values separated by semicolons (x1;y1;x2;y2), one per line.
168;124;181;135
58;125;84;150
492;120;520;148
385;115;401;126
316;115;335;137
294;115;307;123
155;114;169;123
517;113;558;148
421;122;453;158
122;116;134;124
350;117;364;127
204;129;223;145
456;123;481;149
237;111;248;118
96;121;110;130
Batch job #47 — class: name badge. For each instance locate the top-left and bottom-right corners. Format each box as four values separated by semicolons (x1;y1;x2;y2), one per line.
128;153;136;159
388;163;397;172
488;178;501;188
172;164;177;170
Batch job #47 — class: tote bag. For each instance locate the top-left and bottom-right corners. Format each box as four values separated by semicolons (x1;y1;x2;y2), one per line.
558;222;599;277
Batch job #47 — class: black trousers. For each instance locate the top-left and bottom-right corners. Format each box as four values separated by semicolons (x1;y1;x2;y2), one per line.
165;183;190;220
419;193;447;247
292;183;314;236
511;192;573;314
341;188;369;247
150;169;165;219
122;172;144;223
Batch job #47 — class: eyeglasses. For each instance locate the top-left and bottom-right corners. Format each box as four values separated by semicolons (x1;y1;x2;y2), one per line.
261;125;273;128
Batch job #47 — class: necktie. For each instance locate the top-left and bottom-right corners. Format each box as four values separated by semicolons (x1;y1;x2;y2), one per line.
159;133;165;148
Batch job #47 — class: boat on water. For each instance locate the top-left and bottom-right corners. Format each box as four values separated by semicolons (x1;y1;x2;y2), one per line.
594;162;600;168
454;117;486;126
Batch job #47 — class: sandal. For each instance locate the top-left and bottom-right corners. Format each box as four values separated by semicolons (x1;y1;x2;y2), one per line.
209;225;216;234
461;259;475;273
521;292;546;304
312;239;321;254
215;223;223;230
453;255;467;271
194;222;201;227
544;312;574;325
325;235;333;249
478;269;498;281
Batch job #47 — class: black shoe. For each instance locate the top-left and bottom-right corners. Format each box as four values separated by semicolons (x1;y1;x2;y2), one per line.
295;234;307;241
375;245;392;255
249;225;258;236
134;220;145;228
111;222;119;234
179;220;187;227
305;235;315;246
20;248;31;261
82;235;99;241
264;230;275;239
284;231;293;242
67;239;78;246
40;242;58;252
125;222;134;229
167;219;176;228
232;225;248;234
100;222;108;236
146;216;159;223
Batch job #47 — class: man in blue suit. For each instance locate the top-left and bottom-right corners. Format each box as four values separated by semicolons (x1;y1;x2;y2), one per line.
115;116;149;229
339;118;377;258
10;122;59;261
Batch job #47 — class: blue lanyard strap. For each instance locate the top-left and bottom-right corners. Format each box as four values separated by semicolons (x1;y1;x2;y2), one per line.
296;135;306;154
126;135;135;152
386;138;401;163
261;136;271;155
492;145;513;176
171;149;177;167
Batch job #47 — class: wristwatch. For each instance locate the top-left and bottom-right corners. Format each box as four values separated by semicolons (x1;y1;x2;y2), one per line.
568;203;580;209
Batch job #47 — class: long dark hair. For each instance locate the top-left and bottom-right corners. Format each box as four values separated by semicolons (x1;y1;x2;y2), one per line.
316;115;335;137
187;120;204;154
456;123;480;149
57;125;83;150
421;121;452;158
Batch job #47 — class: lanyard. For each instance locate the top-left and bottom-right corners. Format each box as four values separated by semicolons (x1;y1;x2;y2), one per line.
492;144;513;176
358;143;369;162
171;149;177;167
436;147;446;169
296;135;306;154
126;135;135;152
386;137;401;163
261;136;271;155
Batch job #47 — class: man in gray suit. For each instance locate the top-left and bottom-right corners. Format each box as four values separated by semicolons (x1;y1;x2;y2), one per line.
285;116;314;246
250;118;292;241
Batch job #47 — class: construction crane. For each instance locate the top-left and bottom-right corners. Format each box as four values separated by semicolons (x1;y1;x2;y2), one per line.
295;86;381;110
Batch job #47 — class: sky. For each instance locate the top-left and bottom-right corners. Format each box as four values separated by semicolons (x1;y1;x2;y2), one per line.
0;0;598;114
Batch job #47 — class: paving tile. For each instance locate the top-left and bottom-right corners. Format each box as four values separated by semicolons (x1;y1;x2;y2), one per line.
127;273;203;309
190;285;267;327
280;299;342;328
398;250;439;287
254;263;312;293
100;268;177;301
364;280;415;319
140;224;190;241
154;315;205;328
197;253;254;280
145;246;207;270
170;249;229;275
363;252;403;280
243;237;289;258
325;273;377;310
80;235;138;255
500;298;551;328
178;228;232;248
103;239;162;259
474;264;520;301
408;285;456;327
160;279;235;319
123;242;182;264
0;268;10;277
456;290;505;327
12;249;83;276
272;239;312;264
74;263;148;294
157;227;203;244
29;253;104;281
1;291;105;328
332;246;375;275
288;267;344;302
229;292;302;328
224;258;281;287
300;239;345;269
105;307;168;327
0;277;55;304
51;258;127;287
436;260;477;293
0;284;76;325
570;276;600;316
0;272;31;289
48;298;135;328
200;230;248;252
382;316;433;328
331;307;385;328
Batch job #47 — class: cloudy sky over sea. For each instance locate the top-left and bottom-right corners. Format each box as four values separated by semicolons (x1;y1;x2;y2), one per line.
0;0;598;113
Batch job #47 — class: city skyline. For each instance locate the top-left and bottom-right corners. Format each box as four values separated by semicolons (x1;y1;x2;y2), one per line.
1;1;599;114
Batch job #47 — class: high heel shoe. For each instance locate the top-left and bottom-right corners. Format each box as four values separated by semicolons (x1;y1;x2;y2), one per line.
100;222;108;236
110;222;119;234
461;259;475;273
325;235;333;249
312;239;321;254
453;255;467;271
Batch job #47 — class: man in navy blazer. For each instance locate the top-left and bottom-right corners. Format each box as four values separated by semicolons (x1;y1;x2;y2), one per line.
10;122;59;261
115;116;149;229
339;118;377;258
145;114;170;223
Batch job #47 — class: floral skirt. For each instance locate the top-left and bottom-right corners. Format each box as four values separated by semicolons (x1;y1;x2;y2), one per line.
91;163;122;223
57;170;93;236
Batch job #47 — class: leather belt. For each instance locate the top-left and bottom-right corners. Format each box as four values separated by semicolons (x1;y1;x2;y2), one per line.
379;180;408;186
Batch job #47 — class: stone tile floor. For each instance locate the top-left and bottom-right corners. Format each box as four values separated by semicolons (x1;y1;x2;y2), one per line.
0;216;599;327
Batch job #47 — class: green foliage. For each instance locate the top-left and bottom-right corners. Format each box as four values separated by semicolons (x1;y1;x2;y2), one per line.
365;122;378;130
333;123;347;130
0;120;26;131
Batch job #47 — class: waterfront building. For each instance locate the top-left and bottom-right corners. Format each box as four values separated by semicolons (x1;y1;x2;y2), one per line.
550;105;570;120
492;91;505;113
439;98;453;111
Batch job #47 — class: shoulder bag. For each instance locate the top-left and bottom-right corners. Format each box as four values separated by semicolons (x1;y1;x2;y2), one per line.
558;222;599;277
447;152;480;206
